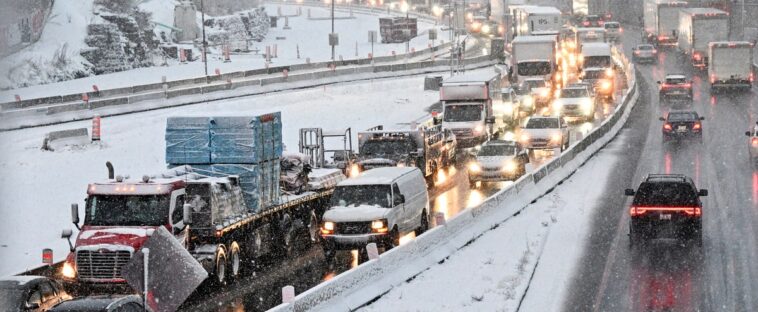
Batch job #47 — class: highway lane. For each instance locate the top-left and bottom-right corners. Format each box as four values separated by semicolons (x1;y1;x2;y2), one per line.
564;26;758;312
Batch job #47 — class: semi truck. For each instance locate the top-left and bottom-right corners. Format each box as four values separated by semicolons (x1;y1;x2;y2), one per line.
677;8;729;68
644;0;688;46
510;35;558;84
572;0;611;18
440;71;502;149
379;17;418;43
59;113;344;289
708;41;754;91
353;122;457;184
513;6;562;37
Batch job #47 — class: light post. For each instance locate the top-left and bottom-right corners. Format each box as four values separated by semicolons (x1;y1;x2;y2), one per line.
331;0;336;61
401;1;410;53
201;0;208;79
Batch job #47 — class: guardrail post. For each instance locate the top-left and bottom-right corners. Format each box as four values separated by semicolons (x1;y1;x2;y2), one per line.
366;243;379;260
92;85;100;96
283;69;289;79
282;285;295;303
82;93;90;109
434;212;446;226
92;115;101;142
14;94;20;102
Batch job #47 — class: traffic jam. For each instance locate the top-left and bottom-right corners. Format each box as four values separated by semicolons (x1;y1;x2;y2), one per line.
3;0;758;311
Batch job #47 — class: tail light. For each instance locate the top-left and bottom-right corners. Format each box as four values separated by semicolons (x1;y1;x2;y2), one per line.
583;21;590;26
710;75;716;84
658;35;667;41
751;72;755;82
693;122;701;130
752;137;758;146
683;83;692;88
663;123;672;131
634;51;641;55
694;54;702;61
651;49;658;54
630;206;702;217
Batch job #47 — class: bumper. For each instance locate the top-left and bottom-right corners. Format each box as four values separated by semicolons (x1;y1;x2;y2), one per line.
469;171;521;182
663;131;701;140
322;233;389;250
62;279;132;295
631;217;701;235
712;81;752;89
660;92;692;99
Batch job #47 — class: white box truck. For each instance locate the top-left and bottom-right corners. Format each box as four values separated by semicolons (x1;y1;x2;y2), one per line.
643;0;688;46
708;41;754;92
440;72;502;149
511;35;558;84
513;6;563;37
678;8;729;68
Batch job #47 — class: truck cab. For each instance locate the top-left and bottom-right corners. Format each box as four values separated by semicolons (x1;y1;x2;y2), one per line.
60;176;188;287
440;72;502;150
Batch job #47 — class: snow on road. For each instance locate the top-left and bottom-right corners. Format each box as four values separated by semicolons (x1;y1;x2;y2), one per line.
0;74;443;277
359;129;629;311
0;2;448;102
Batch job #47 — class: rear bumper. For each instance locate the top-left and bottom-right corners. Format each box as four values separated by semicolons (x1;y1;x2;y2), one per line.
712;81;751;89
631;217;701;233
663;131;701;140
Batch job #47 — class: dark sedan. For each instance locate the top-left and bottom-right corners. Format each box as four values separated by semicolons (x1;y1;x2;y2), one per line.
0;276;71;312
660;111;704;143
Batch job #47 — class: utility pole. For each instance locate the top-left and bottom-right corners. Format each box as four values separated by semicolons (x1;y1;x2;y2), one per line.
331;0;335;61
201;0;208;79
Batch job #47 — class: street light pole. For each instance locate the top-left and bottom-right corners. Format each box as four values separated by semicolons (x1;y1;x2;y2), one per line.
332;0;335;61
201;0;208;78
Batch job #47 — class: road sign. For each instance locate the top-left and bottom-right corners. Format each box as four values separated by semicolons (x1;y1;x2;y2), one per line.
329;33;339;46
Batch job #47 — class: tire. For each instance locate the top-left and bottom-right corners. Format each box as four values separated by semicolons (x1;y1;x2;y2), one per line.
229;243;241;280
215;250;227;285
307;212;320;247
386;227;401;250
629;222;642;247
415;210;430;236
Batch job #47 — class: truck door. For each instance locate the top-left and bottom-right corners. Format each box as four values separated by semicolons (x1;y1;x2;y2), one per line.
392;183;410;231
169;190;187;244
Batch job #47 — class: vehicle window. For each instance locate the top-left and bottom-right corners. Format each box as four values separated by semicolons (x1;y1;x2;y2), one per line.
633;183;699;206
604;23;619;29
39;281;56;302
85;195;170;226
583;56;611;68
666;78;687;84
26;290;42;307
525;80;546;89
517;62;552;76
583;70;604;80
114;302;143;312
525;118;559;129
443;104;484;122
561;89;588;98
638;45;654;51
361;138;417;155
668;112;698;122
392;184;403;206
478;145;516;156
172;194;185;226
330;185;392;208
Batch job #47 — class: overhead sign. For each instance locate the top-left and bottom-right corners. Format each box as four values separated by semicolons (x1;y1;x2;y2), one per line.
122;227;207;312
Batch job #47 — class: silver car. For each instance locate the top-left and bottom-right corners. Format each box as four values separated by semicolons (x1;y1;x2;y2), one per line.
632;44;658;63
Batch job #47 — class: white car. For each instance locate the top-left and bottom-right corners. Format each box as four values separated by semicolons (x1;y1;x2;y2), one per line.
467;140;530;186
521;78;552;108
552;86;596;122
519;116;570;151
604;21;622;42
320;167;430;260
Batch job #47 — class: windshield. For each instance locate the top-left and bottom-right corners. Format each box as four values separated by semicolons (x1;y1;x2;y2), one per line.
524;80;547;89
525;118;559;128
330;185;392;208
633;183;699;206
517;62;552;76
479;145;516;156
85;195;170;226
638;45;654;50
361;139;417;155
561;88;589;98
668;112;698;122
444;104;484;122
605;23;620;29
583;56;611;68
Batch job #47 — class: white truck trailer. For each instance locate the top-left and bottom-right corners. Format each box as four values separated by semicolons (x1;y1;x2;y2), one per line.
708;41;754;92
678;8;729;68
643;0;688;46
510;35;558;84
513;6;563;37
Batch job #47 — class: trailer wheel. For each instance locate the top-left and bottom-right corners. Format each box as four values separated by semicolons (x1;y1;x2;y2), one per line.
230;243;241;279
307;211;320;246
215;249;227;285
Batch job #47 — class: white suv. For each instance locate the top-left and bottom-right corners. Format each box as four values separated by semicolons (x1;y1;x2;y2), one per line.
519;116;570;152
320;167;430;261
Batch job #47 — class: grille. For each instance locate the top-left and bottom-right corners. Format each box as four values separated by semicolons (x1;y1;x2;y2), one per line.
531;138;549;147
337;222;372;235
76;250;132;280
452;128;473;137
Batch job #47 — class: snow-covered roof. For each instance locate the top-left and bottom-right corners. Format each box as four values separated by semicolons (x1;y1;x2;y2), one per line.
581;42;611;55
511;35;557;44
444;71;500;84
575;27;605;32
709;41;753;48
521;6;561;15
665;74;687;79
583;67;607;72
338;167;418;186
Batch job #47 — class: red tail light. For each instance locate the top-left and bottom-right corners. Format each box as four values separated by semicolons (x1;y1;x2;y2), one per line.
634;51;641;55
583;21;590;26
651;49;658;54
752;137;758;146
693;122;701;130
630;206;702;217
658;35;668;41
663;123;672;131
694;54;702;61
710;75;716;84
751;72;755;82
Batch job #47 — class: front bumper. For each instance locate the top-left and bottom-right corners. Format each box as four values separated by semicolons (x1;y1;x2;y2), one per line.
321;233;389;250
469;170;521;182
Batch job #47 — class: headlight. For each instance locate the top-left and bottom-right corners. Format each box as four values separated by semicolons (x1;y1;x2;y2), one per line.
482;24;491;34
350;164;361;177
522;96;534;108
581;99;593;112
539;89;550;98
519;133;530;143
468;162;481;173
552;101;563;112
474;125;484;135
600;80;612;91
371;219;389;233
605;68;614;77
61;261;76;279
550;133;562;143
502;160;517;173
321;221;335;235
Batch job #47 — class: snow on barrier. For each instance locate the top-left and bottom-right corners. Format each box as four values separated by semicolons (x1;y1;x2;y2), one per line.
269;55;639;312
41;127;90;151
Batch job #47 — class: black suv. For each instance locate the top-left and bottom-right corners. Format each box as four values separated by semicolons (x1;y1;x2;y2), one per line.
660;110;704;143
625;174;708;245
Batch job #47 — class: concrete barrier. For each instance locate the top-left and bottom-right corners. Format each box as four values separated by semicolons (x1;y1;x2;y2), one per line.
166;87;202;99
269;56;639;312
131;82;164;93
200;83;231;93
127;92;164;104
42;127;89;151
46;102;88;115
89;97;129;110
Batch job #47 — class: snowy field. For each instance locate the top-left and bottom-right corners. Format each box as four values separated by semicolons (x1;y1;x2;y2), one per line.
0;0;448;102
359;129;628;311
0;74;443;277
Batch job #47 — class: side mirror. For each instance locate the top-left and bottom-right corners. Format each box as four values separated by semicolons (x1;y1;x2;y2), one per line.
183;203;193;226
746;131;752;136
70;204;80;230
698;189;708;196
624;188;635;196
658;117;665;121
485;117;496;124
699;116;705;120
656;81;661;84
26;303;40;310
399;194;406;204
61;229;72;239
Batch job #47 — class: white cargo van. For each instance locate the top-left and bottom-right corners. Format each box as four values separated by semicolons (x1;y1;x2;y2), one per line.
320;167;430;258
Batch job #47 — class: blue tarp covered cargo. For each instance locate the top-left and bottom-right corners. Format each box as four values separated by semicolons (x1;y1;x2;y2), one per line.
191;161;280;212
209;113;283;164
165;117;211;164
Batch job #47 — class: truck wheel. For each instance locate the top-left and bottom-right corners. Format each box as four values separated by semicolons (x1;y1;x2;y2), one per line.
323;247;336;264
386;227;401;250
307;212;320;247
230;243;241;280
629;222;642;247
415;210;429;236
215;250;227;285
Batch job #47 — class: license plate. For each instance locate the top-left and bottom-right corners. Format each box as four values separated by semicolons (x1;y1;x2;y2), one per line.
659;214;672;220
677;125;687;132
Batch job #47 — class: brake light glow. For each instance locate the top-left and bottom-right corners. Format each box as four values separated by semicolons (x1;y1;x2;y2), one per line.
710;75;716;84
752;137;758;146
634;51;640;55
658;35;668;41
663;123;672;131
751;72;755;82
694;53;701;61
583;21;590;26
693;123;701;130
630;206;702;216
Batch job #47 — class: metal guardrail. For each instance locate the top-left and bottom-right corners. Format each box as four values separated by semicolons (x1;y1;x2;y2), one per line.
269;51;639;312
